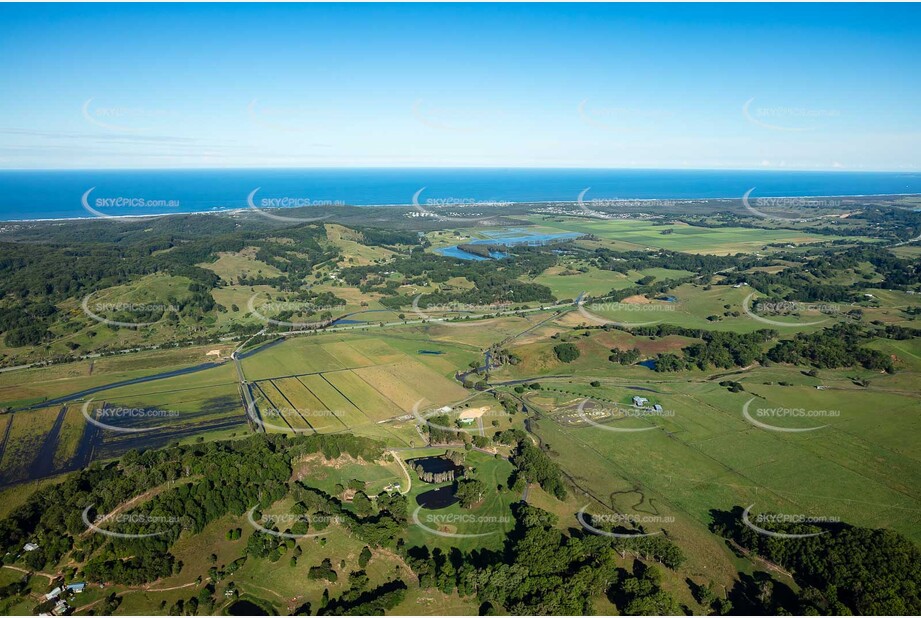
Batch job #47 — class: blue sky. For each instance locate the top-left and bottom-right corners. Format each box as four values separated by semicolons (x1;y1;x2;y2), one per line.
0;3;918;170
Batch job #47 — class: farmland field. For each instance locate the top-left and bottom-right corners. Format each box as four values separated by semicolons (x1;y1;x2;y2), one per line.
526;216;848;254
526;375;921;542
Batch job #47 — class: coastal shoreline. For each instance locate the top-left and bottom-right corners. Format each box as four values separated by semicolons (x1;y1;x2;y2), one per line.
1;193;919;224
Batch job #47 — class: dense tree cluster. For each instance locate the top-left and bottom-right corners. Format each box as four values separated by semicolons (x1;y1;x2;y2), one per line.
766;324;894;372
510;442;567;500
711;506;921;615
405;503;683;615
0;432;387;585
339;246;558;308
552;342;580;363
0;218;338;348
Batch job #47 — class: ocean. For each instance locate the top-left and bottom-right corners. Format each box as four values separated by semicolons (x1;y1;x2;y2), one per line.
0;168;919;221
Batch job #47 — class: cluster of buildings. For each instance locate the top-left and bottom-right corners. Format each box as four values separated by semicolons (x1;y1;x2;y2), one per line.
41;583;86;616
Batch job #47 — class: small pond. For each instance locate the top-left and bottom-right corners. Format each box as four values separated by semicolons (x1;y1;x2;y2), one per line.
416;485;459;509
408;456;462;476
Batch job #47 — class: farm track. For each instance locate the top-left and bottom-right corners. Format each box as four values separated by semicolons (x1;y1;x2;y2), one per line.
82;477;200;538
1;564;56;582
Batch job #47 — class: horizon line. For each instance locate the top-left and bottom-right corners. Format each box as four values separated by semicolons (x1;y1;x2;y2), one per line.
0;166;917;174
